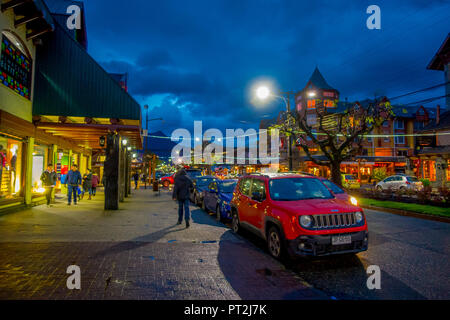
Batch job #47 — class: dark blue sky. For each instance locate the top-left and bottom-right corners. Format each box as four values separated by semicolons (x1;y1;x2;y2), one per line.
83;0;450;135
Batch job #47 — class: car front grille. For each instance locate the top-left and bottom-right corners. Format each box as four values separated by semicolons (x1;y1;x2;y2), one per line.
311;212;358;229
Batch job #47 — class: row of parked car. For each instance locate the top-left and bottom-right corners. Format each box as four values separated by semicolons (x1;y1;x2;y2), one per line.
188;172;368;260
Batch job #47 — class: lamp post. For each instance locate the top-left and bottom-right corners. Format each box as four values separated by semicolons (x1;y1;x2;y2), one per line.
255;86;295;171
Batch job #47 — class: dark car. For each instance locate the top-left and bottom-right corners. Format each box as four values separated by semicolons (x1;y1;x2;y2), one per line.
202;179;238;222
319;178;359;206
185;169;203;180
190;175;217;206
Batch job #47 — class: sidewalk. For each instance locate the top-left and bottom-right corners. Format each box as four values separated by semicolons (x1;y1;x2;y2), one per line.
0;189;327;300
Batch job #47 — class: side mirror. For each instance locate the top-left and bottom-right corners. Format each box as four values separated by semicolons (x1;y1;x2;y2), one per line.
252;192;264;202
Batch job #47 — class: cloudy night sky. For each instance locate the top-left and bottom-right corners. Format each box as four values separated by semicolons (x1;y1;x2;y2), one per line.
82;0;450;136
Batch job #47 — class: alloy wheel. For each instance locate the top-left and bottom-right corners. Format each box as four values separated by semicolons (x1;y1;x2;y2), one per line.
268;228;281;258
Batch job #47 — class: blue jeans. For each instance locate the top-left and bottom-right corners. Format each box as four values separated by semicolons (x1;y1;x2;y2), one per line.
68;185;78;204
178;199;190;222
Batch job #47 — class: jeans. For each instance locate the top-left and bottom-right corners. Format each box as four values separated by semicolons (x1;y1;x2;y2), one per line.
45;186;53;205
178;199;190;222
68;185;78;204
83;187;92;195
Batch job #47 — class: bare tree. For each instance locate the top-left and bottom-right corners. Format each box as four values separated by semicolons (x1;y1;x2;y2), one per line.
271;98;393;186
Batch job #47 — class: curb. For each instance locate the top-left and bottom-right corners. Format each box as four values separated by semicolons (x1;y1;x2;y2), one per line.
361;204;450;223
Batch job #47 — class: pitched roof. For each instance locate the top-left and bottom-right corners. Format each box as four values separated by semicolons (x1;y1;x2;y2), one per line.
306;67;335;90
427;33;450;71
421;110;450;131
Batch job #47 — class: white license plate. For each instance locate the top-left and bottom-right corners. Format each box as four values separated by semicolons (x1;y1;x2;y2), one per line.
332;235;352;245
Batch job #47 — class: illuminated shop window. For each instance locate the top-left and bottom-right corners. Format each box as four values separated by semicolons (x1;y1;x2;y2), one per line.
422;160;436;181
32;144;49;194
0;134;23;200
307;99;316;108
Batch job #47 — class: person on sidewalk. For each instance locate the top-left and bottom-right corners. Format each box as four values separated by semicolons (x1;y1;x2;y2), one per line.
40;164;57;207
82;169;93;200
133;172;139;189
172;168;193;228
65;164;82;205
91;172;99;196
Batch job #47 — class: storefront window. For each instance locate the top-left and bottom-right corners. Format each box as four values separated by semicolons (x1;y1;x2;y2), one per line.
0;134;23;200
32;144;48;194
422;160;436;181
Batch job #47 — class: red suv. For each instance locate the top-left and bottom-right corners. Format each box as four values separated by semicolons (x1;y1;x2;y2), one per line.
230;173;368;259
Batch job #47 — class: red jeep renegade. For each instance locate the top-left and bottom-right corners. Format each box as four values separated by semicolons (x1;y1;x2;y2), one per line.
230;173;368;259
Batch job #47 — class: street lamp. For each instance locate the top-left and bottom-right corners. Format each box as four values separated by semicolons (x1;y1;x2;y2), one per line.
255;85;295;171
122;139;128;146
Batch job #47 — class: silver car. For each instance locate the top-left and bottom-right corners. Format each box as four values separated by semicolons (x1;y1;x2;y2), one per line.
376;175;424;191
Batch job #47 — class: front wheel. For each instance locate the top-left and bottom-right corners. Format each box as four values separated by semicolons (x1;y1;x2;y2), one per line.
267;226;285;260
231;211;240;233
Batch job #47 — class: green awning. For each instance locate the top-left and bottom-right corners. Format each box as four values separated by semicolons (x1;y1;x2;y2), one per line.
33;20;141;121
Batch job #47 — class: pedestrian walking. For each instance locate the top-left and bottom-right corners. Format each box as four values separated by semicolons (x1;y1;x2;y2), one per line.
65;164;82;205
133;172;139;189
142;173;148;189
40;164;57;207
82;169;93;200
172;168;193;228
91;172;99;196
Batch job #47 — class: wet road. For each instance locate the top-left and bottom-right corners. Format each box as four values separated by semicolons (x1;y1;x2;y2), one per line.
224;208;450;300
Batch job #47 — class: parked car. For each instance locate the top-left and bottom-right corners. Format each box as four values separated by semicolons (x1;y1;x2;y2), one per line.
319;178;358;206
375;175;423;191
190;175;217;206
230;173;368;259
185;168;203;180
160;173;175;187
341;174;361;189
202;179;238;221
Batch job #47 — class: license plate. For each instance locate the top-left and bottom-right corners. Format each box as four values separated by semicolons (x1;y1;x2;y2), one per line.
332;235;352;245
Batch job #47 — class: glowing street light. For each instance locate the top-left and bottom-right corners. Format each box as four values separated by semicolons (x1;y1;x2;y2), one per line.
308;90;316;97
122;139;128;146
256;86;270;100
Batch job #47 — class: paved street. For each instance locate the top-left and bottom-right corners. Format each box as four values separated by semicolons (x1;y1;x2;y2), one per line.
0;189;325;300
0;189;448;300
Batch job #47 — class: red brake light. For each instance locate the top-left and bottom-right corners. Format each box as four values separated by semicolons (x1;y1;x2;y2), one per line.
405;181;410;185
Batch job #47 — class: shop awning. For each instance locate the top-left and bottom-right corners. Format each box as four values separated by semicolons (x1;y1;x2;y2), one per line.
32;16;142;149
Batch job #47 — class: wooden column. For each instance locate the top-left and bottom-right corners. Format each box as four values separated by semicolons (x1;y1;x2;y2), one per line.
24;137;34;206
124;150;130;198
119;140;125;202
104;133;120;210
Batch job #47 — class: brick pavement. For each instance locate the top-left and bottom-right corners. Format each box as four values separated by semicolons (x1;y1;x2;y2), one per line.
0;189;328;300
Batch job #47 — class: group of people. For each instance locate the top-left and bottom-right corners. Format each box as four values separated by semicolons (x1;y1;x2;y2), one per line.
40;164;99;206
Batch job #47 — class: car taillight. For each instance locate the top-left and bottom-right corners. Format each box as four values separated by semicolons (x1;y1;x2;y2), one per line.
405;181;410;185
357;179;361;183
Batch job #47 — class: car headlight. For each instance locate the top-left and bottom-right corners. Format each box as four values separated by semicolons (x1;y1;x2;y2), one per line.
355;212;363;223
350;196;358;206
299;215;312;228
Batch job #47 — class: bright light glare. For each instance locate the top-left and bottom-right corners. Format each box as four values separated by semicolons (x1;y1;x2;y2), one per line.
350;196;358;206
122;139;128;146
256;86;270;100
308;91;316;97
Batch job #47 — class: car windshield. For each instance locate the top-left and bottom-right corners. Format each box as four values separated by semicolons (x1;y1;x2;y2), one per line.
322;179;345;194
407;176;419;182
196;177;213;187
269;178;334;201
219;181;237;193
345;175;356;180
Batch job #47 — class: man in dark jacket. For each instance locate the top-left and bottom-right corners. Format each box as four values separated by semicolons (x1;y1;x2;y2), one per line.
40;164;57;207
172;168;193;228
82;169;93;200
66;164;82;205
